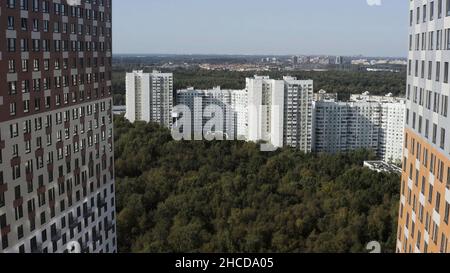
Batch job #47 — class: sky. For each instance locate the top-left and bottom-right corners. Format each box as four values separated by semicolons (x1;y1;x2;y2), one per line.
113;0;408;57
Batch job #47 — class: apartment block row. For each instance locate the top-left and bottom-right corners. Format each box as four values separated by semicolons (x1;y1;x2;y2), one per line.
125;71;406;163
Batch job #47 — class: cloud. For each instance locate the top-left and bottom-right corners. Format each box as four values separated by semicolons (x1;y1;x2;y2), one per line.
367;0;382;6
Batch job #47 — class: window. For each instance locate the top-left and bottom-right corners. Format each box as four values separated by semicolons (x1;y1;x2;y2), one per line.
443;96;449;117
424;4;428;22
445;62;449;83
447;0;450;16
7;38;16;52
431;1;435;21
445;202;450;224
441;234;448;253
436;61;441;81
10;123;19;138
429;61;433;80
0;214;8;249
12;164;21;180
436;192;442;212
0;172;4;208
433;123;438;144
8;60;15;73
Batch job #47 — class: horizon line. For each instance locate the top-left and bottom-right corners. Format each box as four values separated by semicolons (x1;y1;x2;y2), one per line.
112;52;408;59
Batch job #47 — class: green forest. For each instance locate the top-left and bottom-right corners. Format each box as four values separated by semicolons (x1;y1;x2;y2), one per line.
114;116;401;253
112;67;406;105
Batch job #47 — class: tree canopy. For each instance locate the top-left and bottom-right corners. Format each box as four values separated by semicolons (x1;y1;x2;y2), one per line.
114;116;400;253
112;68;406;105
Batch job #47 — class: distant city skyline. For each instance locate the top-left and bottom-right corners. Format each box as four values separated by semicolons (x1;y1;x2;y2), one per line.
113;0;408;57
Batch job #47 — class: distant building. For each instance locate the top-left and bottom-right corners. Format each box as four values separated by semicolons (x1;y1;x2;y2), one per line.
314;90;338;102
313;93;406;163
113;106;127;116
175;87;247;140
247;76;285;149
363;161;402;174
283;77;314;152
125;70;173;128
335;56;343;65
350;91;400;103
246;76;313;152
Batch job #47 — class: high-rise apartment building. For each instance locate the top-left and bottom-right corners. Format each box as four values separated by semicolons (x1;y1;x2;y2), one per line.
125;70;173;128
313;93;405;163
230;89;249;140
397;0;450;253
246;76;313;151
247;76;285;149
283;77;313;153
0;0;116;253
175;87;247;140
313;101;382;155
379;100;406;163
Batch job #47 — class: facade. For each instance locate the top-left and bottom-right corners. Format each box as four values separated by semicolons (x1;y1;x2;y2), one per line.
125;70;173;128
283;77;313;152
380;101;406;163
175;87;246;140
230;89;248;140
397;0;450;253
0;0;116;253
246;76;313;151
313;93;405;163
313;101;382;154
247;76;285;149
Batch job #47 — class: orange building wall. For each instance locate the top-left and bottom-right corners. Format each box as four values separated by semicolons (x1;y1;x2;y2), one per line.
398;128;450;253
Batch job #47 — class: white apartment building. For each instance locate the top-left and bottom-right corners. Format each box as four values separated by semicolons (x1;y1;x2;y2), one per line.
247;76;285;149
246;76;314;151
379;101;406;163
175;87;247;140
313;101;382;154
125;70;173;128
230;90;249;140
283;77;314;152
313;92;406;163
